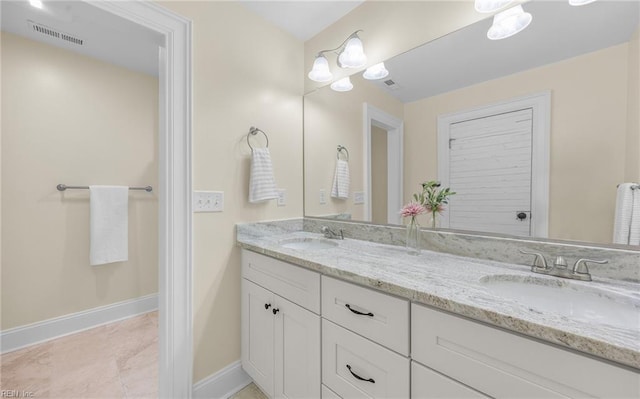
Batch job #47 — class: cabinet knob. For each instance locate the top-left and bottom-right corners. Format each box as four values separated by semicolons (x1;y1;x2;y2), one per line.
272;308;280;315
264;303;271;310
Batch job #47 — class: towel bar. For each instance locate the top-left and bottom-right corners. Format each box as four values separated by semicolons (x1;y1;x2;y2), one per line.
247;126;269;150
57;184;153;192
616;183;639;190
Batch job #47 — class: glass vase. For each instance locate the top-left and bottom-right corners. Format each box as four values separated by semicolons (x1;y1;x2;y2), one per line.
427;211;439;229
406;216;420;255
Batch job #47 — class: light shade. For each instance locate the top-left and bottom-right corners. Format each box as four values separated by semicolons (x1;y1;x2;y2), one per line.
338;37;367;68
363;62;389;80
330;77;353;92
487;5;532;40
474;0;513;13
307;55;333;83
568;0;597;5
29;0;43;9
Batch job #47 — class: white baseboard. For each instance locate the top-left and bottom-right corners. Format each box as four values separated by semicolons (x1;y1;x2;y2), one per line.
1;293;158;353
193;360;252;399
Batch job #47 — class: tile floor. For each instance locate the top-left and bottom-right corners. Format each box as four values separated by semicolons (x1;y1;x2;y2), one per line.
1;311;158;399
230;383;267;399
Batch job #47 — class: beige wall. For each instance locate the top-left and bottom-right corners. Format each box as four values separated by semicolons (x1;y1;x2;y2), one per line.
371;126;388;224
1;33;159;329
304;74;403;220
404;43;631;244
626;28;640;183
158;2;304;382
304;1;488;93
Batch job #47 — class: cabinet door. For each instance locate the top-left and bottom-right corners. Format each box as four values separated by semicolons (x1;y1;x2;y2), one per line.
242;279;275;398
412;361;488;399
274;295;321;399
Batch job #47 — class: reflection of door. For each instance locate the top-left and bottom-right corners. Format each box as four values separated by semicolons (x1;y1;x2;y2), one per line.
448;109;533;236
437;92;550;238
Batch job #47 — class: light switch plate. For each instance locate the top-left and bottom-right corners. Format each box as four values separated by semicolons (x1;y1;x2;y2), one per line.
277;189;286;206
193;191;224;212
319;189;327;205
354;191;365;205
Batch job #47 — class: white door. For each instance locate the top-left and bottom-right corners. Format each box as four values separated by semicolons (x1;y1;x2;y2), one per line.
274;295;321;399
445;108;533;236
242;279;275;397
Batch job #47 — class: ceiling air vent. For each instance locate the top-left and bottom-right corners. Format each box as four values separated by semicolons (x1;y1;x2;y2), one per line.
383;79;401;91
28;20;84;46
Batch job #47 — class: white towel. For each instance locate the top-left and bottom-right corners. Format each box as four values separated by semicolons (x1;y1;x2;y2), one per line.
249;148;278;203
629;188;640;246
613;183;635;245
331;159;350;199
90;186;129;266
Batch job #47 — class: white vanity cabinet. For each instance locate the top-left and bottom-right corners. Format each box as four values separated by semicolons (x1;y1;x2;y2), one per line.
241;250;321;399
412;304;640;398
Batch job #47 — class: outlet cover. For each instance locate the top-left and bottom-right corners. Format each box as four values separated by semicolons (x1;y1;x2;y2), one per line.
277;189;286;206
193;191;224;212
354;191;365;205
319;189;326;205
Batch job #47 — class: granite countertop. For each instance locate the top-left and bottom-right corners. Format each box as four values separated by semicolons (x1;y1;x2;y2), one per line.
236;221;640;370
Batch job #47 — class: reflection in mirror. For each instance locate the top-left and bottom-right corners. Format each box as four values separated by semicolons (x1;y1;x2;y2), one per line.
304;1;640;247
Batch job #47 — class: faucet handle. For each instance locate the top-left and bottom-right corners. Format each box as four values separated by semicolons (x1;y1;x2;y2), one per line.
573;258;608;279
519;249;548;270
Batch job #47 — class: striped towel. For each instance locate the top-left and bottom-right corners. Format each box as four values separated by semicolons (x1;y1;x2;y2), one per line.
613;183;635;245
249;148;278;203
630;188;640;246
331;159;350;199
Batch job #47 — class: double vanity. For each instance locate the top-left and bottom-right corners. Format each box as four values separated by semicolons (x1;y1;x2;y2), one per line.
237;219;640;398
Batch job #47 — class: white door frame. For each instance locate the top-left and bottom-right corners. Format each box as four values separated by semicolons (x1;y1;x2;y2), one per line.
437;91;550;238
87;2;193;398
363;103;404;225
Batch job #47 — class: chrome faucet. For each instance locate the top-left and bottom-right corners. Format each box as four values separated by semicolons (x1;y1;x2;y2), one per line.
321;226;344;240
519;250;608;281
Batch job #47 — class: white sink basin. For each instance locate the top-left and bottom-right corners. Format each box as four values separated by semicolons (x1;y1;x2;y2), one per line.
279;238;339;251
480;275;640;331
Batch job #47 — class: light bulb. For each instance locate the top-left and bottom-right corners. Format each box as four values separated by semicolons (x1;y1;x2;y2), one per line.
487;5;532;40
330;77;353;92
338;37;367;68
363;63;389;80
30;0;43;9
474;0;513;13
569;0;597;5
307;55;333;83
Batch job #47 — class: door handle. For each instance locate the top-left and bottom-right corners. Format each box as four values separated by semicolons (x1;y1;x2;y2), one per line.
345;304;374;317
346;365;375;383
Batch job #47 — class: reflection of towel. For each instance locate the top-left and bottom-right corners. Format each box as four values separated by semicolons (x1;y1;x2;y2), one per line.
630;188;640;246
90;186;128;266
249;148;278;203
331;159;350;199
613;183;635;245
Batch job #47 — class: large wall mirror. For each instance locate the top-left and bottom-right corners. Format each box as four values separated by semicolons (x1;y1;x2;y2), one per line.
304;1;639;247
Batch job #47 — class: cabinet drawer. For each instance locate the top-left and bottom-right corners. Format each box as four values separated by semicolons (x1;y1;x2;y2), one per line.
411;361;488;399
412;304;640;398
322;319;410;399
321;276;409;355
242;249;320;313
322;385;342;399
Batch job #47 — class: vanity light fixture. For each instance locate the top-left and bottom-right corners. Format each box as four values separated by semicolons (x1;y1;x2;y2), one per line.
474;0;514;13
568;0;597;5
29;0;43;9
307;30;367;83
330;77;353;92
487;5;532;40
363;62;389;80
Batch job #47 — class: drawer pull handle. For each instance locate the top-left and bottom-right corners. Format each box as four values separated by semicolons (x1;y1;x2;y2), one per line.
264;303;271;310
272;308;280;315
346;364;375;384
345;304;374;317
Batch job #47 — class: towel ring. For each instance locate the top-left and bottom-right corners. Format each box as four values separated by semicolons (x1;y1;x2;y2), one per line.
337;145;349;161
247;126;269;150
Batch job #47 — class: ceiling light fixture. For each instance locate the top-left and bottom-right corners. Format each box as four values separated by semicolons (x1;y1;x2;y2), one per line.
330;77;353;92
487;5;532;40
363;62;389;80
474;0;514;13
29;0;43;9
307;30;367;83
568;0;597;6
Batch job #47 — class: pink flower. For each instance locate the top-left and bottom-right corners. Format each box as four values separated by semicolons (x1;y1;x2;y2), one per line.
400;202;426;218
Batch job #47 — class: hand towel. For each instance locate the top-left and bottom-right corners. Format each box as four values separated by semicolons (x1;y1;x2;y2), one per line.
90;186;129;265
629;188;640;246
613;183;634;245
331;159;350;199
249;147;278;203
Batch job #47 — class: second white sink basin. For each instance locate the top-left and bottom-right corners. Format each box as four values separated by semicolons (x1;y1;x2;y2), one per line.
480;275;640;331
279;238;339;251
